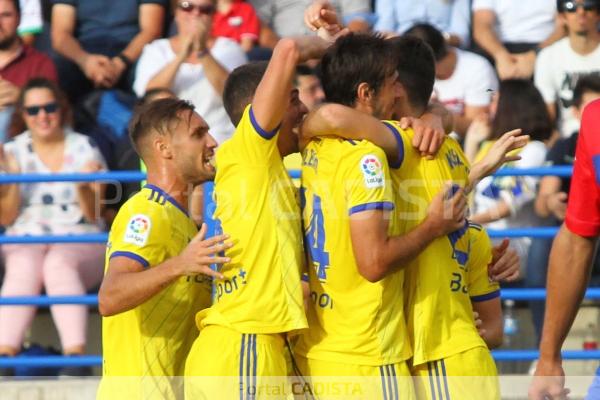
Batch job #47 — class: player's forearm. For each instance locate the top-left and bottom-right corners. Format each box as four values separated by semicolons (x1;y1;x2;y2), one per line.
98;257;182;316
293;35;332;64
302;103;398;161
539;225;597;361
381;220;440;274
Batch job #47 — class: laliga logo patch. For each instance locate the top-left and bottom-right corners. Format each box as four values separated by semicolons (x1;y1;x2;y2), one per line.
124;214;151;246
360;155;384;188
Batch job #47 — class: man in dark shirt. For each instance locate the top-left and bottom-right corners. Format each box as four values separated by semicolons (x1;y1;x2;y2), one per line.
0;0;56;141
50;0;167;102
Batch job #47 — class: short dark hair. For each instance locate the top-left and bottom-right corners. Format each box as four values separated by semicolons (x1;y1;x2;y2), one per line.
388;36;435;114
128;98;195;157
404;23;448;62
572;74;600;108
320;33;396;107
491;79;553;142
223;61;268;126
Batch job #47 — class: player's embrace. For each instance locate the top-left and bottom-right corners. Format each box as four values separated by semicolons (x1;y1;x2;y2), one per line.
97;99;231;400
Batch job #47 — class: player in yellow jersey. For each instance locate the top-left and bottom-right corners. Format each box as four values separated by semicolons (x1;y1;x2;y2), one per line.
183;30;350;398
97;99;231;400
299;20;522;399
294;33;470;400
410;222;503;400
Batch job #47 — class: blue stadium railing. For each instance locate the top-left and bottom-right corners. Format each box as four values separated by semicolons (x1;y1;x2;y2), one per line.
0;166;594;368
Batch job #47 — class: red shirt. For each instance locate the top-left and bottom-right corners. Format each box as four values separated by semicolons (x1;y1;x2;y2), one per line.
566;99;600;237
0;45;58;87
211;1;260;44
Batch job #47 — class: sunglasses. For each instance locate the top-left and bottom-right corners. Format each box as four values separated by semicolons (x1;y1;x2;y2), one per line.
178;1;215;15
559;1;600;12
24;103;58;116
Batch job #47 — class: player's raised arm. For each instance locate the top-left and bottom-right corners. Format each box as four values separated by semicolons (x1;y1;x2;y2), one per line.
301;103;400;161
251;32;342;134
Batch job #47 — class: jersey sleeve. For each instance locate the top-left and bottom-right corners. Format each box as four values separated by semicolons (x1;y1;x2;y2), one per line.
107;201;171;269
565;100;600;237
344;143;394;215
380;120;408;170
225;104;280;163
467;224;500;302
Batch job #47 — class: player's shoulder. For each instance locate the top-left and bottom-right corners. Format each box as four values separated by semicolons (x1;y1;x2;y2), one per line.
114;187;169;226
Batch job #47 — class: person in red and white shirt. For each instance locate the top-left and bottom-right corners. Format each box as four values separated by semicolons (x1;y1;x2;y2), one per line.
212;0;260;53
530;99;600;399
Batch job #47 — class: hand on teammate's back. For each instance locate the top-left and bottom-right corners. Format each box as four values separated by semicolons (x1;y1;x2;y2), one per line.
175;223;232;279
424;183;467;237
398;115;446;158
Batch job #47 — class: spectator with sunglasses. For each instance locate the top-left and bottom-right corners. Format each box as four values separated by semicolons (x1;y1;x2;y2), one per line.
134;0;246;145
535;0;600;138
0;78;106;374
50;0;168;103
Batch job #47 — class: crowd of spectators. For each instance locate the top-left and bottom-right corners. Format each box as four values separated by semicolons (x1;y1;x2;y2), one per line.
0;0;598;374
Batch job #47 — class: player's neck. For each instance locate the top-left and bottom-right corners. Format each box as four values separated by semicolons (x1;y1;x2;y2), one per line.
145;170;190;212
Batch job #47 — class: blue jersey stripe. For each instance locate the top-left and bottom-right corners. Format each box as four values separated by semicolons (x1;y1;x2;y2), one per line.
252;334;257;400
348;201;395;215
109;251;150;268
382;121;404;169
380;366;388;400
428;362;437;400
441;360;451;400
471;290;501;302
434;360;444;400
390;364;399;400
249;106;280;140
239;334;246;400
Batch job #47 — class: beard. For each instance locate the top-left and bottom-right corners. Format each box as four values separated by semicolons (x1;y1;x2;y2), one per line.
0;33;18;50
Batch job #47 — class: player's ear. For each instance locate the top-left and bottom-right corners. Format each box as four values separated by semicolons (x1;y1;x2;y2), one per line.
153;136;173;159
356;82;373;104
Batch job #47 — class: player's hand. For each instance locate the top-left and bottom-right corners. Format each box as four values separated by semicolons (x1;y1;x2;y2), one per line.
471;129;529;181
304;0;341;34
176;223;232;279
474;311;486;337
425;182;467;238
399;115;446;158
547;192;568;221
489;238;520;282
528;359;569;400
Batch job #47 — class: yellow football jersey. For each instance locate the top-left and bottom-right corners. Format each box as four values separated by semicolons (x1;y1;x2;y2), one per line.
384;122;500;366
294;137;411;366
98;185;211;399
196;105;307;333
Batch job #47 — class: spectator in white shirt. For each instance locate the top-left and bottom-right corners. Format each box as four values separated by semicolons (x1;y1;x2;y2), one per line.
134;0;247;144
535;0;600;137
473;0;564;80
405;23;498;138
375;0;471;48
